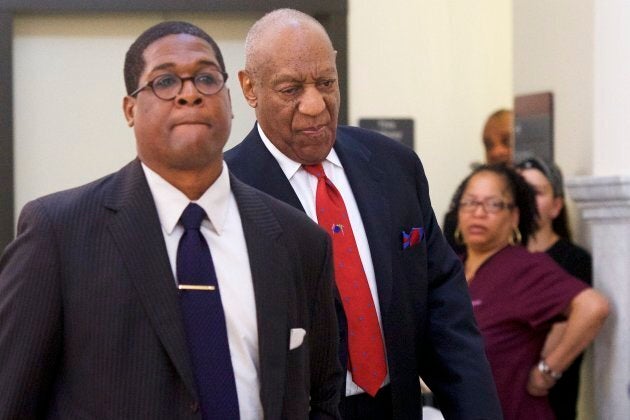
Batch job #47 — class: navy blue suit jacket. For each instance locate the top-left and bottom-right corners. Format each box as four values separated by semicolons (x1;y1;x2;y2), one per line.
225;125;503;419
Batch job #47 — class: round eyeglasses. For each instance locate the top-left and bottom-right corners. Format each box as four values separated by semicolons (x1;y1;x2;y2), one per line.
459;198;514;214
130;70;228;100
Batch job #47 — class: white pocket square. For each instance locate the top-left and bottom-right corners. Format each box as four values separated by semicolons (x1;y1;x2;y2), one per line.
289;328;306;350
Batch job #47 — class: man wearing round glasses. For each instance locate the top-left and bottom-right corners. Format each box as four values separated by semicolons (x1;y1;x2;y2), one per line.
0;21;343;419
129;70;229;100
123;31;233;190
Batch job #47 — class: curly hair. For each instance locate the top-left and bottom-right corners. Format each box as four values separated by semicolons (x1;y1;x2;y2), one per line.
450;164;539;246
123;21;226;95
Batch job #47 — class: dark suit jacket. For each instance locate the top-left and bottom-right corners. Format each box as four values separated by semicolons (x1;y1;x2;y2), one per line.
0;159;342;419
225;125;503;420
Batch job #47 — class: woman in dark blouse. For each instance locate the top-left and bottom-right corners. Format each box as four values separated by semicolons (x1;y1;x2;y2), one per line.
517;156;592;419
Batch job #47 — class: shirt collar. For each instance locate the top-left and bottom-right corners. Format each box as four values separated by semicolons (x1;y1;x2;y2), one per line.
257;123;342;177
142;161;231;236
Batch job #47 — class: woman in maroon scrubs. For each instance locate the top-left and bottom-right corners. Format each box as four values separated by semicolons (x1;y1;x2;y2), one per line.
452;164;609;420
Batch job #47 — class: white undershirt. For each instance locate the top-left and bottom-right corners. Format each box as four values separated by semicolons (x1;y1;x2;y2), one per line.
142;162;262;420
257;125;390;396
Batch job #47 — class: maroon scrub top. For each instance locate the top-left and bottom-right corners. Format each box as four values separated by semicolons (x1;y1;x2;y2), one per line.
464;245;588;420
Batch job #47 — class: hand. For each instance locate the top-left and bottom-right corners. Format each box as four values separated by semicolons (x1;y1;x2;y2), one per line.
526;365;556;397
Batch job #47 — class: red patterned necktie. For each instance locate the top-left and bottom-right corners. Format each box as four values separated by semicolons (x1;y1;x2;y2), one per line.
304;163;386;397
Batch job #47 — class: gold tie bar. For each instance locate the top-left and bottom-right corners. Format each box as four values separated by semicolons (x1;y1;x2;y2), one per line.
178;284;215;291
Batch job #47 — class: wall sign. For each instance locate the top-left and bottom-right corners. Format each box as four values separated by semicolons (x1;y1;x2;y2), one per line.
358;118;414;149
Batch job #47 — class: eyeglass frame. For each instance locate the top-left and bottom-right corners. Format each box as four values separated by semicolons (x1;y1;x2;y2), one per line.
129;70;229;100
458;198;515;214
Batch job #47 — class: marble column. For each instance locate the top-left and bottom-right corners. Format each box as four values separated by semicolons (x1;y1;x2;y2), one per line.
567;175;630;419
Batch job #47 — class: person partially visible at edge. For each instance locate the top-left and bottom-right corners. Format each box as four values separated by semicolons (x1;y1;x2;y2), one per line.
0;21;342;419
517;156;592;420
444;109;515;254
225;8;503;420
483;109;514;166
452;164;609;420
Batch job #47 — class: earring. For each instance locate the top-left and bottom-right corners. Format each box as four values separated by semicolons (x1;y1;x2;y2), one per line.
454;226;465;245
509;227;522;245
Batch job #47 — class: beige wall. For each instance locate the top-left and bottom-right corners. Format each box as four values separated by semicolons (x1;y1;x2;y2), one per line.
593;0;630;176
348;0;513;223
513;0;595;178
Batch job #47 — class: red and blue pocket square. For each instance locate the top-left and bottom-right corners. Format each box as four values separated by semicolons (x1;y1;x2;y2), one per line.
402;227;424;249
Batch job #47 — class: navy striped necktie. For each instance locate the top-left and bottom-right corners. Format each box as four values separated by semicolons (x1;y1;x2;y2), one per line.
177;203;240;419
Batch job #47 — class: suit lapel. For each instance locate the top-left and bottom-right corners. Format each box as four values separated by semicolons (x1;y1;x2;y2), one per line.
334;132;394;314
228;126;305;211
231;175;289;419
103;160;197;398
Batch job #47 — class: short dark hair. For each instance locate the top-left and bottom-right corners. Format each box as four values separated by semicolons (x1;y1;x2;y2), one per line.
124;21;226;95
451;164;539;246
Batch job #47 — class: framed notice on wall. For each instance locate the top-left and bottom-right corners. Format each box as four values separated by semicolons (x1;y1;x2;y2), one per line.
514;92;554;162
358;118;414;149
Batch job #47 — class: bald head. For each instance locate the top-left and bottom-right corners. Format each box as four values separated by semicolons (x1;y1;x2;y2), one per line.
483;109;514;165
238;8;340;165
244;9;333;77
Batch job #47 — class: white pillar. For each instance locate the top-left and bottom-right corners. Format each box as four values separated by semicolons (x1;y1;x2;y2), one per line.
567;177;630;419
568;3;630;417
583;3;630;416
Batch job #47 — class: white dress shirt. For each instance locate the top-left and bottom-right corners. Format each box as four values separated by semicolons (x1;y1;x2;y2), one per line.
142;162;262;420
257;125;390;396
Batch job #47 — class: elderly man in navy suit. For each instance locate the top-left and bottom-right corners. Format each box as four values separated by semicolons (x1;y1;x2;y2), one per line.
225;8;502;420
0;21;342;419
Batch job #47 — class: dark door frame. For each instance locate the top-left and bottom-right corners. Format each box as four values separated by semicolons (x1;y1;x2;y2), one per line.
0;1;348;250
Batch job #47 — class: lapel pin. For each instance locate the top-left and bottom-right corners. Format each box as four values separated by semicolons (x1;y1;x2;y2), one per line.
332;224;344;234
